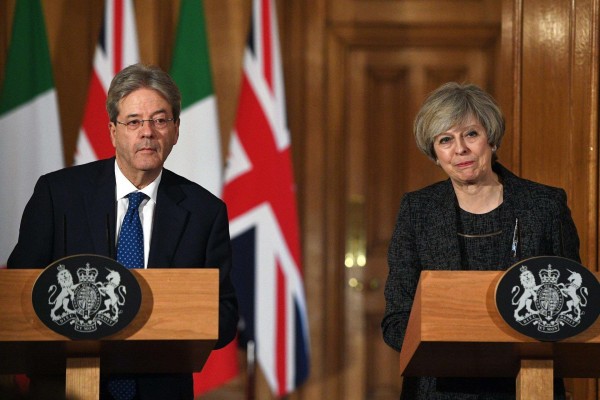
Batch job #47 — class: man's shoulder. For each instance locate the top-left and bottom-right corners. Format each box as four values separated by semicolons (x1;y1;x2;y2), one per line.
160;168;224;205
41;159;112;185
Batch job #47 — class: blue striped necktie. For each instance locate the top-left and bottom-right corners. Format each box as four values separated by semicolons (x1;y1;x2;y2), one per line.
109;191;146;400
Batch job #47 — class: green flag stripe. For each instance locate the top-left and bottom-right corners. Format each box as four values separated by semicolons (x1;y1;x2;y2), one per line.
0;0;55;115
170;0;213;109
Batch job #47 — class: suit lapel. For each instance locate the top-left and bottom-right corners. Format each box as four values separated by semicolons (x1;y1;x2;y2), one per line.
420;164;536;271
497;166;529;267
427;180;463;270
148;171;189;267
86;158;117;257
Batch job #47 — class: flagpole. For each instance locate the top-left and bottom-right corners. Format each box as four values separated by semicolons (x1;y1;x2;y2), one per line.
246;340;256;400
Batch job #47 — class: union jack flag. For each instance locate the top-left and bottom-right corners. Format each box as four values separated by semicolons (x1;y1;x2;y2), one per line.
74;0;139;164
223;0;310;395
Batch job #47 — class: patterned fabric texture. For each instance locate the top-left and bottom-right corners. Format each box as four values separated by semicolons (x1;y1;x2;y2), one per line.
109;191;146;400
382;163;579;399
116;191;146;269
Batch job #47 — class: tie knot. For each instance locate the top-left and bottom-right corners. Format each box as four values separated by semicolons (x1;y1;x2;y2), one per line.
127;192;146;209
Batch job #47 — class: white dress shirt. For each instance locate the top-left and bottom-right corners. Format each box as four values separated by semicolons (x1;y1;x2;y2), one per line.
114;162;161;269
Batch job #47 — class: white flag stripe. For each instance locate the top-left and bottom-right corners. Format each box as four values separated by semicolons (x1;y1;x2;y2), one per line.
243;51;290;151
223;131;251;184
284;277;295;393
74;130;96;164
268;2;289;150
122;0;139;66
165;97;222;196
93;45;113;95
74;128;95;165
0;90;63;262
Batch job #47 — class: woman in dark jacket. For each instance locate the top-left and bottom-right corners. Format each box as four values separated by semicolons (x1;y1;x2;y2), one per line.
381;82;580;399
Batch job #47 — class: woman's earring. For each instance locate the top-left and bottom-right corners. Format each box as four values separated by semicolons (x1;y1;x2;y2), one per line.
492;145;497;152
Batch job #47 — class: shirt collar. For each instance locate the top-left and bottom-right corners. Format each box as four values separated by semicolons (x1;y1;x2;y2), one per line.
114;161;162;203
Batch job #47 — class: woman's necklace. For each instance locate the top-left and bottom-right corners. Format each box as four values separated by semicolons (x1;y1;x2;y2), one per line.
454;191;505;270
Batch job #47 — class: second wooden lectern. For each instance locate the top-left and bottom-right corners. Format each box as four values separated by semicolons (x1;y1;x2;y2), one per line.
399;271;600;400
0;268;219;399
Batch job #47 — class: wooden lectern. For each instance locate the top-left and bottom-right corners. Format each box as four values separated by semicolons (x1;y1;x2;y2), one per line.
0;268;219;399
399;271;600;400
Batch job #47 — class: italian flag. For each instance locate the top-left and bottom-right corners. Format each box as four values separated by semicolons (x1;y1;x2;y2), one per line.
0;0;64;266
166;0;223;197
168;1;238;395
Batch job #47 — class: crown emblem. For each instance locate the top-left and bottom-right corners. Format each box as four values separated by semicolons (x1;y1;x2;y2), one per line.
77;263;99;283
520;265;528;273
539;264;560;284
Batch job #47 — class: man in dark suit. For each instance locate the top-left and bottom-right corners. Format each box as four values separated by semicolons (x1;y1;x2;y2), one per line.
8;63;238;400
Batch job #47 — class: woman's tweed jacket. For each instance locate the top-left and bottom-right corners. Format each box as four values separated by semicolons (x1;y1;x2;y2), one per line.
382;163;580;399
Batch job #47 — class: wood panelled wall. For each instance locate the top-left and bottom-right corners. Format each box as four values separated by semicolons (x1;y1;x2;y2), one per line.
1;0;599;399
500;2;599;397
500;0;599;269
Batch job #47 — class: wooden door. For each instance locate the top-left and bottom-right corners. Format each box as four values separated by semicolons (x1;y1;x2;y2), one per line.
325;2;502;398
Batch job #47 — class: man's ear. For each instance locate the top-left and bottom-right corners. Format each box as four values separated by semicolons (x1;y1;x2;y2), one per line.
173;118;180;145
109;122;117;147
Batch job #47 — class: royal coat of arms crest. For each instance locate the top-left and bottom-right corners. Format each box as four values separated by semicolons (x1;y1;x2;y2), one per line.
496;256;600;341
48;263;128;332
511;264;588;333
33;255;141;340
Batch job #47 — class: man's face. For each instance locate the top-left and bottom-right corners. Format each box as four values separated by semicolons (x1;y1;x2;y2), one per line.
109;88;179;184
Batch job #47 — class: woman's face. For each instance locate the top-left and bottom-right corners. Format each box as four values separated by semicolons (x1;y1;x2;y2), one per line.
433;115;495;186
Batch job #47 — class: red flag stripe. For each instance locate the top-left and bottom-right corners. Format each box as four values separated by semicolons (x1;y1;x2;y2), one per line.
261;0;273;91
81;72;114;159
193;339;239;394
113;0;123;74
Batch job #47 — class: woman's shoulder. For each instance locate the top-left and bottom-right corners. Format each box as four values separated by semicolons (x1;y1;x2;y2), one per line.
498;163;567;203
403;179;452;203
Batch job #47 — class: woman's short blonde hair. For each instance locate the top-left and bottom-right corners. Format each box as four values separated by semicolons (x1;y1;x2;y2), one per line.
414;82;505;161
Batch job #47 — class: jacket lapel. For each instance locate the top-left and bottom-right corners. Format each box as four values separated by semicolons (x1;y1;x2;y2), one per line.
424;165;527;271
426;180;463;270
148;171;189;267
497;165;529;268
86;158;117;258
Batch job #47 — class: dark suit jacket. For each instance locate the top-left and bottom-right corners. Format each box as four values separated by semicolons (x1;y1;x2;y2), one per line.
8;158;238;400
382;163;579;399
